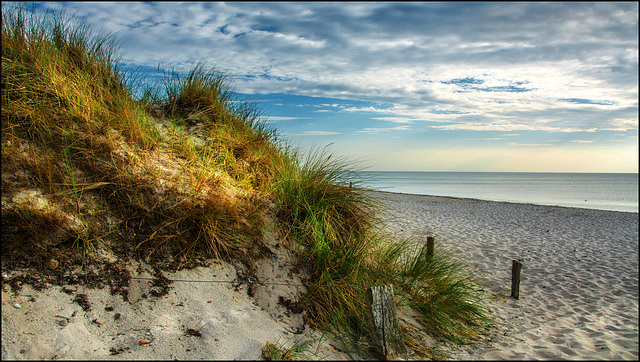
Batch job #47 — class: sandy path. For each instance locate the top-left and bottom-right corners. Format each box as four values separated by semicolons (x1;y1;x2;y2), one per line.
373;191;639;360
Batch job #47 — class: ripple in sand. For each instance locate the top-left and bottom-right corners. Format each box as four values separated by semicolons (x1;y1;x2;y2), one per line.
531;347;560;359
554;345;579;357
521;332;541;341
607;338;637;349
567;339;583;349
541;335;568;345
587;331;606;339
483;350;517;360
604;324;625;332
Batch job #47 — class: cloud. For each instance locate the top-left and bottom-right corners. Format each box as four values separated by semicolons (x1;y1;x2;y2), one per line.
262;116;310;122
427;109;470;115
356;125;411;134
286;131;342;136
442;77;485;86
570;140;595;144
26;1;638;136
442;76;535;93
432;122;554;132
371;117;414;124
558;98;618;106
508;142;555;147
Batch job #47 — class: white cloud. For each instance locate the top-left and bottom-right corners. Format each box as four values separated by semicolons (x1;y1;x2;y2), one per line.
286;131;342;136
24;2;638;140
371;117;414;124
356;125;411;134
508;143;555;147
570;140;595;144
432;122;578;133
263;116;310;121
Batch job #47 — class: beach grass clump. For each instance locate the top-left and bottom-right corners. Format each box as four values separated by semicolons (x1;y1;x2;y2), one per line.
271;146;490;344
2;1;490;352
373;238;491;343
151;61;284;191
271;146;378;333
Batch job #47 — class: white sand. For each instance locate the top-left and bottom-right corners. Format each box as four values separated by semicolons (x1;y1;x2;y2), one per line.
1;218;360;360
3;192;638;360
373;191;639;360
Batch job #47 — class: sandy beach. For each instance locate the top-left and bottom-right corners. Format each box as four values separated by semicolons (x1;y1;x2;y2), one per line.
374;191;639;360
2;191;638;360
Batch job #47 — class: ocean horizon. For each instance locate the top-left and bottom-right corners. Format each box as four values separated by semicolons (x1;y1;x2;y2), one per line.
346;171;639;213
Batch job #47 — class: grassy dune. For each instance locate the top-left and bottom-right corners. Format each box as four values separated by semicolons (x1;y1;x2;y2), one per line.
1;2;490;356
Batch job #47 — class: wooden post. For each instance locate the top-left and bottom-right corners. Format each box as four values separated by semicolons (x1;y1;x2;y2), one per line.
511;260;522;300
426;236;435;260
366;285;407;360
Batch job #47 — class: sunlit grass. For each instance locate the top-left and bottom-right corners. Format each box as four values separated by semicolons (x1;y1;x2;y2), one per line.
1;2;274;266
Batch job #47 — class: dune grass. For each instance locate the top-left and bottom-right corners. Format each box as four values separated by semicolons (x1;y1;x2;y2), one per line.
1;1;490;352
270;145;490;344
270;145;378;336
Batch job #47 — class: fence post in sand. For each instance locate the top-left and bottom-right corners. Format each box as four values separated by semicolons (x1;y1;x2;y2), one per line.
426;236;435;260
366;285;407;360
511;260;522;300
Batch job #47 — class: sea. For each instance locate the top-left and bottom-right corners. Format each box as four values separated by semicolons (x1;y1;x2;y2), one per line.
347;171;639;213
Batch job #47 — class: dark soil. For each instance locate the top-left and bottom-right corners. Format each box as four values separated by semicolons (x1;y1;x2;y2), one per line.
73;293;92;311
184;328;203;338
0;234;212;302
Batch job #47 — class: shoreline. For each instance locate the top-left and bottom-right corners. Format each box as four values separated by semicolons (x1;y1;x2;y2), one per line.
372;190;639;360
365;189;639;214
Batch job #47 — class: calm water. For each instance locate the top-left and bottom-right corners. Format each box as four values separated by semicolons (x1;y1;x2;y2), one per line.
348;172;638;213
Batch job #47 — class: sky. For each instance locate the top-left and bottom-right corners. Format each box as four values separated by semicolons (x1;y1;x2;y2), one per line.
20;2;640;172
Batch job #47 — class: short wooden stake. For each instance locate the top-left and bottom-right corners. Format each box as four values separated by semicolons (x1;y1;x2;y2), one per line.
366;285;407;360
426;236;435;260
511;260;522;300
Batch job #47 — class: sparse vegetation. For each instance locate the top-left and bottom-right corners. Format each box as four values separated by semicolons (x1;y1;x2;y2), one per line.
260;338;311;361
2;1;490;356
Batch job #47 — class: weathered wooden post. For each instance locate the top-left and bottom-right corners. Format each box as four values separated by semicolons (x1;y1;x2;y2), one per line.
426;236;435;260
366;285;407;360
511;260;522;299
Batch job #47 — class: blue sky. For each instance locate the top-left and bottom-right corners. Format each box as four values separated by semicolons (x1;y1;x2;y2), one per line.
22;2;639;172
